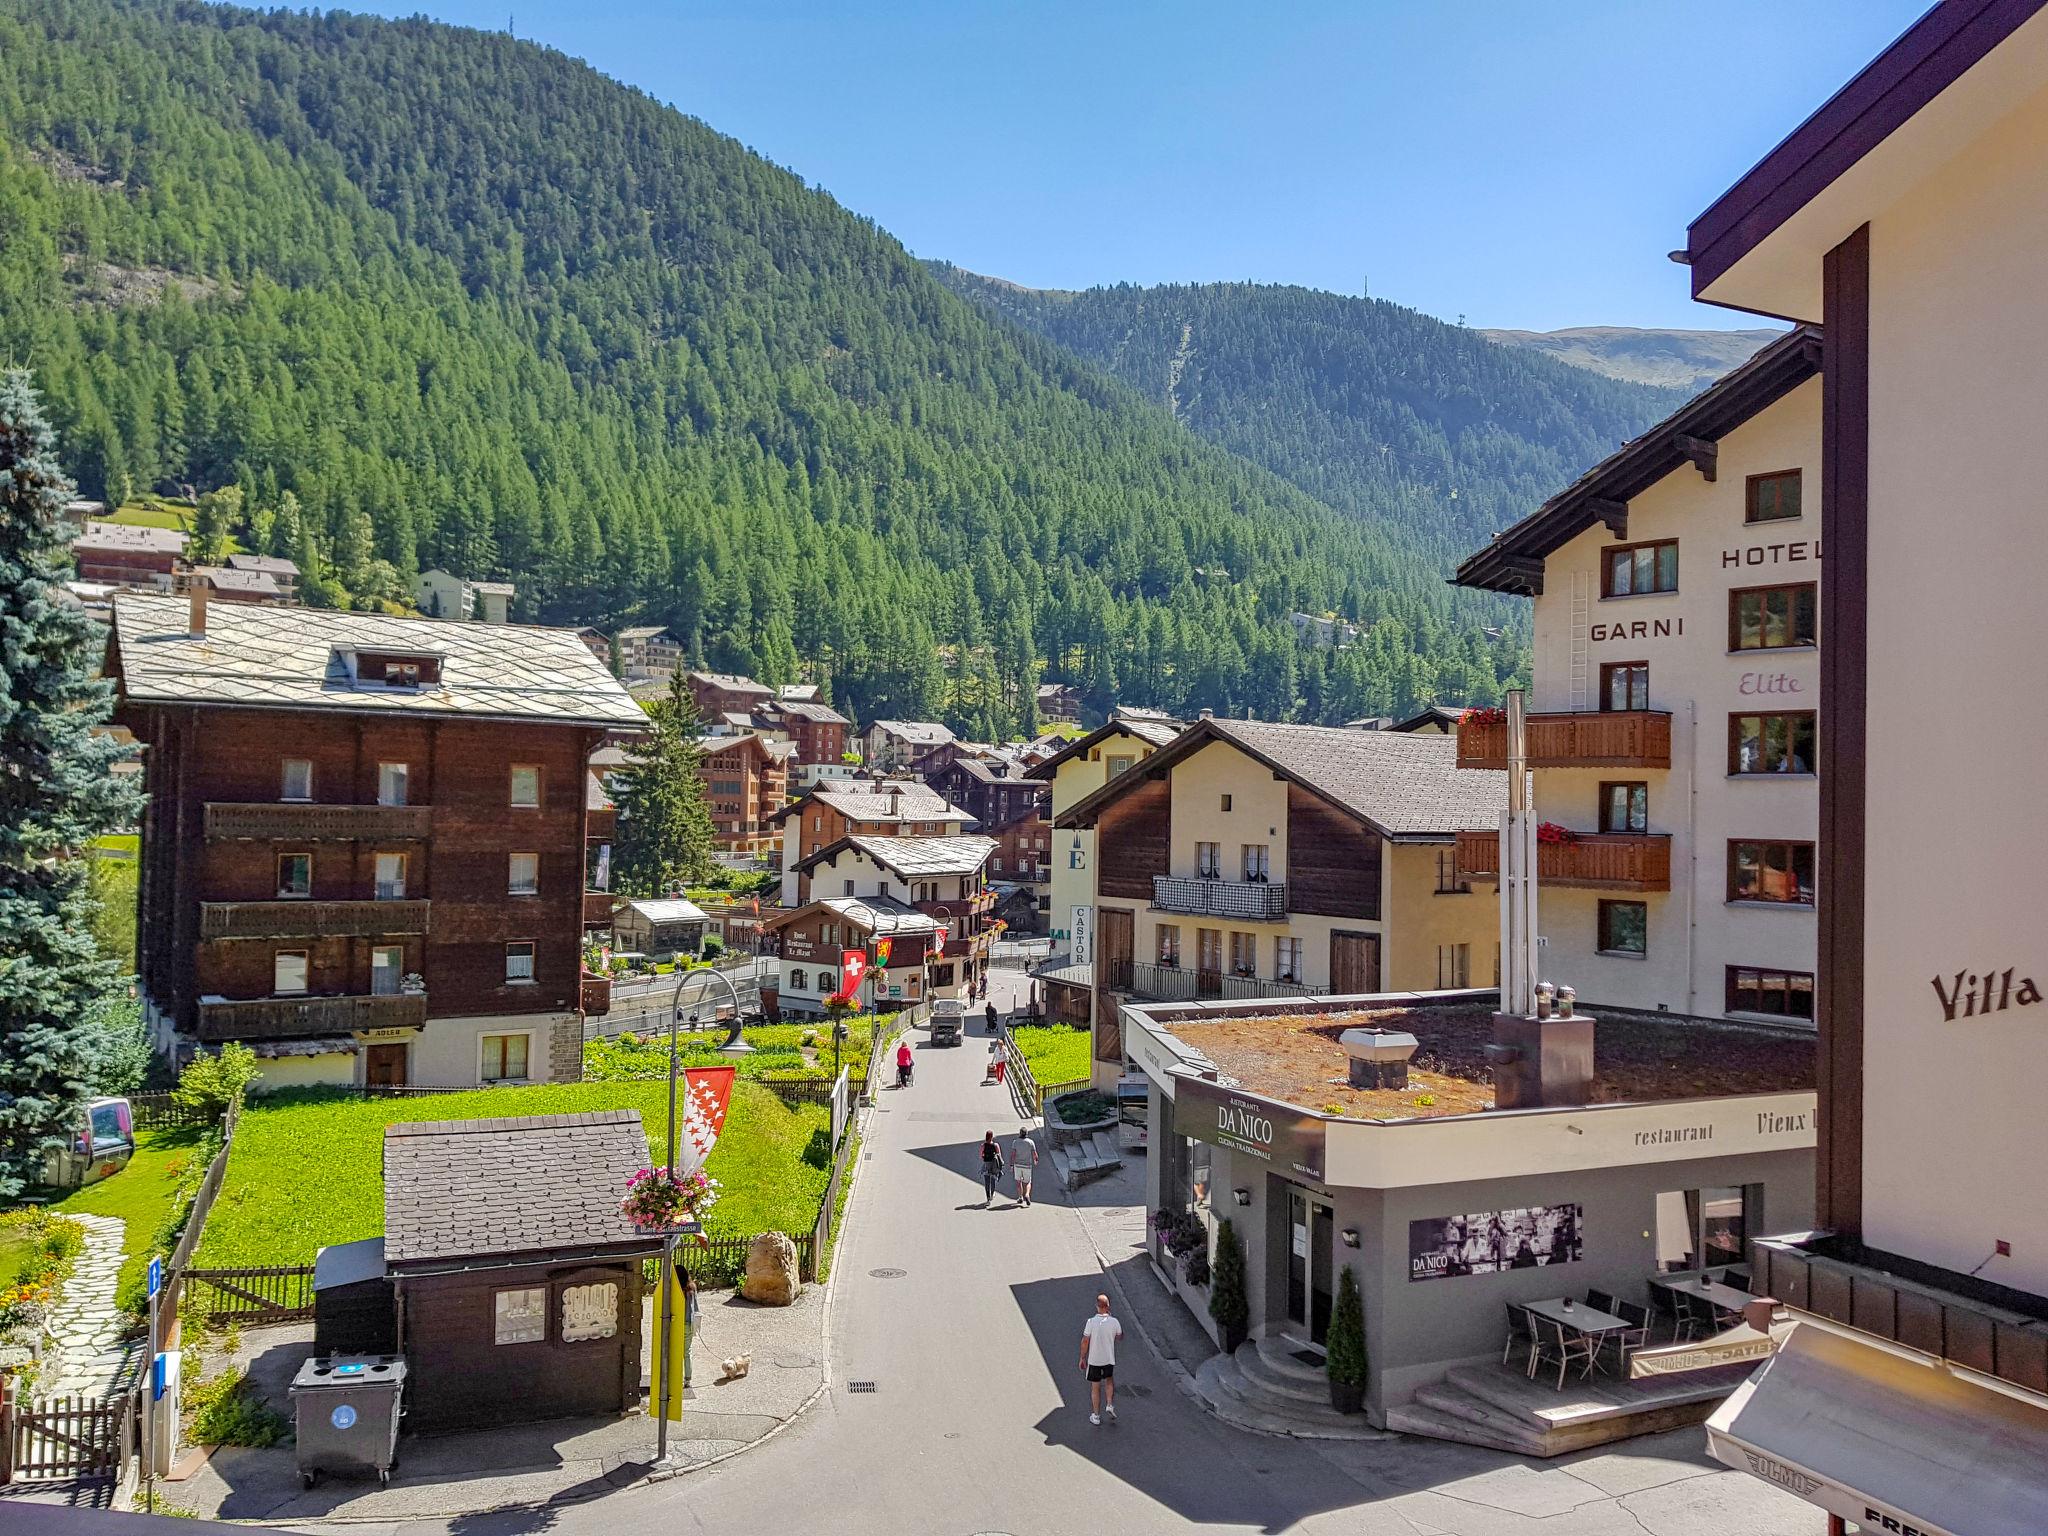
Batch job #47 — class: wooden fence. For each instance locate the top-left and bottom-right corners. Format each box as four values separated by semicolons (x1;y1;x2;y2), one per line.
128;1091;210;1132
0;1385;130;1484
181;1264;317;1326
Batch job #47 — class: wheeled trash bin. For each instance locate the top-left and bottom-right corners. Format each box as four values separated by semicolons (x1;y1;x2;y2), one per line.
290;1354;406;1488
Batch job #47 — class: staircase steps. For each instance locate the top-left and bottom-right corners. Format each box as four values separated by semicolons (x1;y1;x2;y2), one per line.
1047;1135;1123;1191
1189;1340;1389;1442
1380;1360;1751;1458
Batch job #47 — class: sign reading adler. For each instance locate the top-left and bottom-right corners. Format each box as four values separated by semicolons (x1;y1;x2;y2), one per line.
1409;1203;1582;1282
1174;1074;1325;1183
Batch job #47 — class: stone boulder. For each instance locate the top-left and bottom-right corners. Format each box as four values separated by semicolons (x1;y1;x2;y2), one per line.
739;1231;802;1306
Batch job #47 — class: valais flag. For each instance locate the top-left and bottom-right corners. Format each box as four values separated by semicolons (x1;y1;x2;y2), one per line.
673;1065;736;1176
834;948;868;1002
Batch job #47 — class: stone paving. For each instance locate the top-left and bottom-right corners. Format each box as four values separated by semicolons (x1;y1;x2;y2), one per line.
37;1213;137;1399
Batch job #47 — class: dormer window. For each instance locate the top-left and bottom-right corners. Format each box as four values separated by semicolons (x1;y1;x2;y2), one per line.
344;648;444;690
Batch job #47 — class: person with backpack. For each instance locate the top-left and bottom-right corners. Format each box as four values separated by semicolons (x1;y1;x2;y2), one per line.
978;1130;1003;1206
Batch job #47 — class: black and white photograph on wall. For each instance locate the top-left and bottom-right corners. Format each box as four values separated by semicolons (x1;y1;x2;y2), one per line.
1408;1203;1583;1281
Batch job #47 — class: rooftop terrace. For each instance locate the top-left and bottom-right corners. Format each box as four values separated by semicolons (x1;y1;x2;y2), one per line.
1151;1001;1814;1122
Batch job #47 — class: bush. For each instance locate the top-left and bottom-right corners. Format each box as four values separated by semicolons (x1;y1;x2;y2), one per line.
1209;1217;1249;1341
1052;1089;1116;1125
185;1366;288;1447
172;1044;259;1123
699;934;725;959
1326;1265;1367;1388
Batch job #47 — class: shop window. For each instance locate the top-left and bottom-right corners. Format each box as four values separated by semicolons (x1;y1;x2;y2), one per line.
1656;1186;1755;1273
481;1033;530;1083
509;764;541;808
281;758;313;802
1602;539;1678;597
1601;782;1649;833
1746;469;1802;524
273;950;308;995
1598;900;1648;956
276;852;311;899
817;971;837;996
1729;712;1816;775
1726;965;1814;1021
505;940;536;984
1730;582;1817;651
1728;840;1815;905
1600;661;1649;712
493;1286;547;1345
509;852;539;896
377;762;409;807
790;969;808;991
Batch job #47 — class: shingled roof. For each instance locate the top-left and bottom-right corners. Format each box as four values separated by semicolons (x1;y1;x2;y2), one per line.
1056;716;1505;841
770;780;968;826
382;1111;658;1269
110;593;646;730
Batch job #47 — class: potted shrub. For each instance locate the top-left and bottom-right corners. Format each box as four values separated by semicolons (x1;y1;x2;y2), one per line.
1325;1264;1367;1414
1208;1217;1250;1353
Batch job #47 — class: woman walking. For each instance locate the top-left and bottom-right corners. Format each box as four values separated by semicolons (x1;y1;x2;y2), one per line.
979;1131;1004;1206
680;1266;701;1388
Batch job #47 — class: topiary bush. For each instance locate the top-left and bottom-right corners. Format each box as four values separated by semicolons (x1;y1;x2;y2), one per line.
1208;1216;1250;1350
1325;1264;1367;1413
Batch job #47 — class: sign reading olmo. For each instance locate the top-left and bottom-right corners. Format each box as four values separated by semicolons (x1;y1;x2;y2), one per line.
1174;1074;1326;1183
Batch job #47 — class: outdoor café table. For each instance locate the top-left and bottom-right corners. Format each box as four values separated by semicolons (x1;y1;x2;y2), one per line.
1523;1298;1632;1374
1655;1273;1751;1319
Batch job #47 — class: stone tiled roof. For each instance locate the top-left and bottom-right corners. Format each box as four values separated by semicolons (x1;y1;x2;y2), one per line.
810;783;966;823
768;698;849;724
1207;719;1505;838
624;897;709;925
869;719;954;746
111;593;647;729
841;833;997;877
224;553;300;577
382;1111;654;1267
74;520;187;555
762;893;939;936
688;669;773;695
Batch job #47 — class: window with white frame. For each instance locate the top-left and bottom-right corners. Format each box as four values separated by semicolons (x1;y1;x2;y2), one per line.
505;941;536;983
790;968;808;991
377;762;409;807
481;1032;531;1083
1241;843;1270;881
509;852;539;896
374;852;406;900
1275;936;1303;983
371;945;403;996
281;758;313;802
817;971;837;996
509;764;541;808
1195;841;1221;878
274;950;309;995
276;852;312;898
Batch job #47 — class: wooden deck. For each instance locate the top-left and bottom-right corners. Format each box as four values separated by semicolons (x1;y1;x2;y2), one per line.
1387;1356;1755;1457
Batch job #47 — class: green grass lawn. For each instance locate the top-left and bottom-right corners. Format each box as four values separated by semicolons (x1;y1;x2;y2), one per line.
1011;1024;1092;1089
105;500;194;531
47;1128;207;1310
195;1080;831;1268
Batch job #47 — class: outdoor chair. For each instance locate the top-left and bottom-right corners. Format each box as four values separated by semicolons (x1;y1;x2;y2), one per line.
1532;1316;1598;1390
1501;1303;1539;1375
1672;1289;1713;1343
1613;1300;1655;1370
1585;1288;1617;1316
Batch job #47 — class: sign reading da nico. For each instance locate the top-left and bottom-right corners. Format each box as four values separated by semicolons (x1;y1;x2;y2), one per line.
1174;1074;1325;1183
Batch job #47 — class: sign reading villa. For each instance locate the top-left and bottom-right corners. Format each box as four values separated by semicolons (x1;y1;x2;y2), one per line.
1931;966;2042;1022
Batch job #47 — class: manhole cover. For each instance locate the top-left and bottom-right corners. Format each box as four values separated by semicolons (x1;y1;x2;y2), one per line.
1124;1384;1152;1397
847;1380;877;1393
869;1267;907;1278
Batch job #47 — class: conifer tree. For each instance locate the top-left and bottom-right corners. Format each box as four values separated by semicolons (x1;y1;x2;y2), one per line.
610;668;716;897
0;369;140;1199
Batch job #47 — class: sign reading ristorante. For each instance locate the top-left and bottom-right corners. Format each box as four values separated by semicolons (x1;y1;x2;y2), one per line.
1173;1073;1326;1183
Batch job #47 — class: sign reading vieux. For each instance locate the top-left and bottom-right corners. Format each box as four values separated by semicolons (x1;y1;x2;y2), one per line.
1174;1074;1325;1183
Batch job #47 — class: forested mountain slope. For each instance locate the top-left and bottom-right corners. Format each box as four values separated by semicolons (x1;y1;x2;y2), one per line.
1480;325;1781;390
2;1;1533;729
932;270;1687;565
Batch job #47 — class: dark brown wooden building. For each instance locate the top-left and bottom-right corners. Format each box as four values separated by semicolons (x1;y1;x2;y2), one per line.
380;1111;662;1434
109;590;646;1089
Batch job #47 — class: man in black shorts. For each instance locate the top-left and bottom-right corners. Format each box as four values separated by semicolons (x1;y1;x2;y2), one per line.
1079;1292;1122;1424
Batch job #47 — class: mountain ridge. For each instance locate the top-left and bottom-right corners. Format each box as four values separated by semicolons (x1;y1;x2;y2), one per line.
1478;325;1783;390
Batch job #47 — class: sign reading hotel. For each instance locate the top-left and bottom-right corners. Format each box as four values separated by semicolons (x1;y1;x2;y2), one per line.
1174;1074;1325;1183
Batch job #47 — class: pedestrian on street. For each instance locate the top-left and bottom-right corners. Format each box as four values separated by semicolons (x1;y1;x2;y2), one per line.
1080;1293;1122;1424
1010;1125;1038;1206
985;999;999;1036
979;1131;1003;1205
895;1037;914;1088
680;1266;701;1388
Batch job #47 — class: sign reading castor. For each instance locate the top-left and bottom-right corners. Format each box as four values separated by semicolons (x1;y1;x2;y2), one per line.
1173;1073;1326;1183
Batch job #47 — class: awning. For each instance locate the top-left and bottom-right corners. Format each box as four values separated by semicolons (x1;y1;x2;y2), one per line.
1630;1318;1785;1379
1706;1322;2048;1536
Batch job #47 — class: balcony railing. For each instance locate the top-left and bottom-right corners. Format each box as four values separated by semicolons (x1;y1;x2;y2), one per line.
1151;875;1288;921
199;899;432;939
1456;710;1673;770
580;974;612;1015
584;890;617;926
1121;960;1315;1003
196;991;428;1042
204;802;433;841
1455;829;1673;892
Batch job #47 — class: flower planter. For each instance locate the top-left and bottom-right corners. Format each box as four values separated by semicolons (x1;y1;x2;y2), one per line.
1329;1378;1365;1415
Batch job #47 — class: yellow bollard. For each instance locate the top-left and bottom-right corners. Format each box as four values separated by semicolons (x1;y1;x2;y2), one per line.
652;1263;690;1421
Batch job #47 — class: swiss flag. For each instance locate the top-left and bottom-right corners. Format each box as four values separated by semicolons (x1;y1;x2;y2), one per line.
835;948;869;1001
674;1065;736;1175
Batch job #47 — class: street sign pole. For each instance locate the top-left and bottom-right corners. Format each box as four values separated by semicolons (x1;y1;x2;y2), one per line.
145;1256;162;1513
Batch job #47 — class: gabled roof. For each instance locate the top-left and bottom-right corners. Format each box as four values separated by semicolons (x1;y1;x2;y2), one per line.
688;669;773;696
868;719;955;746
797;832;997;879
616;625;673;641
766;698;850;724
769;781;968;826
224;553;300;578
110;592;647;729
383;1111;657;1268
1454;326;1821;595
761;893;940;937
697;731;774;761
194;567;280;598
74;520;186;555
1390;705;1465;732
1026;716;1184;779
1057;717;1505;841
623;896;709;925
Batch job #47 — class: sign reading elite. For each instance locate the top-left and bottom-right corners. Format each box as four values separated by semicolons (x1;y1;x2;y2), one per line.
1174;1073;1326;1183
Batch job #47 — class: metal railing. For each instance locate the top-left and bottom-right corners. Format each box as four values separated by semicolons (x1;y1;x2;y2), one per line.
1151;875;1287;920
1124;961;1313;1003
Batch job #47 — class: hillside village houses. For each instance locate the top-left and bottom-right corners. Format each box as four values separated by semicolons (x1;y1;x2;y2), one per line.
108;588;643;1090
69;518;187;588
771;779;971;905
413;567;514;623
1668;5;2048;1529
1054;715;1504;1084
924;751;1054;930
1453;326;1823;1026
862;718;956;775
612;624;684;679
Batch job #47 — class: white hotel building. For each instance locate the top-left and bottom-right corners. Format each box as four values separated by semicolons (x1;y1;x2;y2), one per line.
1453;327;1821;1028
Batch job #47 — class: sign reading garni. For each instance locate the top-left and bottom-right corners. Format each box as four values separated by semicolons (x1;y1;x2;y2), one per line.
1408;1203;1582;1282
1174;1075;1325;1183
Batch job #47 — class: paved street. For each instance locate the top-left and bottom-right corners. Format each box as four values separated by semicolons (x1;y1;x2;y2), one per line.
355;997;1817;1536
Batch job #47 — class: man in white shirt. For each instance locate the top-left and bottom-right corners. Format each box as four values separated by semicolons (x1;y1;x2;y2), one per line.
1011;1126;1039;1206
1079;1292;1123;1424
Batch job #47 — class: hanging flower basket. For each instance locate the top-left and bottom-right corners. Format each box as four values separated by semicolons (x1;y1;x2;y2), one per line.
621;1165;721;1231
1461;706;1507;726
1536;822;1580;847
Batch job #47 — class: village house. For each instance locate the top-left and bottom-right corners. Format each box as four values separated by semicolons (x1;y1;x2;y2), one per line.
583;765;616;934
860;718;956;775
1454;326;1822;1027
769;780;972;904
413;568;514;623
109;589;643;1090
756;695;851;768
70;519;187;588
172;564;286;605
684;668;775;721
224;552;301;601
1034;681;1084;726
1055;716;1504;1086
1675;6;2048;1528
1288;610;1363;648
697;731;790;857
613;625;683;680
760;896;941;1017
610;896;711;961
926;751;1053;933
573;626;610;666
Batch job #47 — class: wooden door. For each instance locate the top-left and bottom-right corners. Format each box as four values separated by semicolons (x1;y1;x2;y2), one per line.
1196;927;1223;998
365;1043;409;1088
1098;907;1134;992
1329;931;1381;995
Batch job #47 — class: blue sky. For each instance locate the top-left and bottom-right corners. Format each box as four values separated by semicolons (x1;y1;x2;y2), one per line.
362;0;1928;331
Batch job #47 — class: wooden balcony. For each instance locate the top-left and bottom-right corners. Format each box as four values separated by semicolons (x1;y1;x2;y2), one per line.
1456;711;1673;770
583;890;617;926
1151;875;1288;921
1455;829;1673;892
204;802;433;841
199;899;432;939
196;991;428;1042
579;974;612;1015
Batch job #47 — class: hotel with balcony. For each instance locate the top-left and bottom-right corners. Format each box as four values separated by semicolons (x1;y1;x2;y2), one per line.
1454;327;1822;1029
109;591;643;1089
1055;715;1504;1085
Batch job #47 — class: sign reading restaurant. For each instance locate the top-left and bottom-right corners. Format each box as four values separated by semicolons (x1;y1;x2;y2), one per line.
1174;1072;1326;1184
